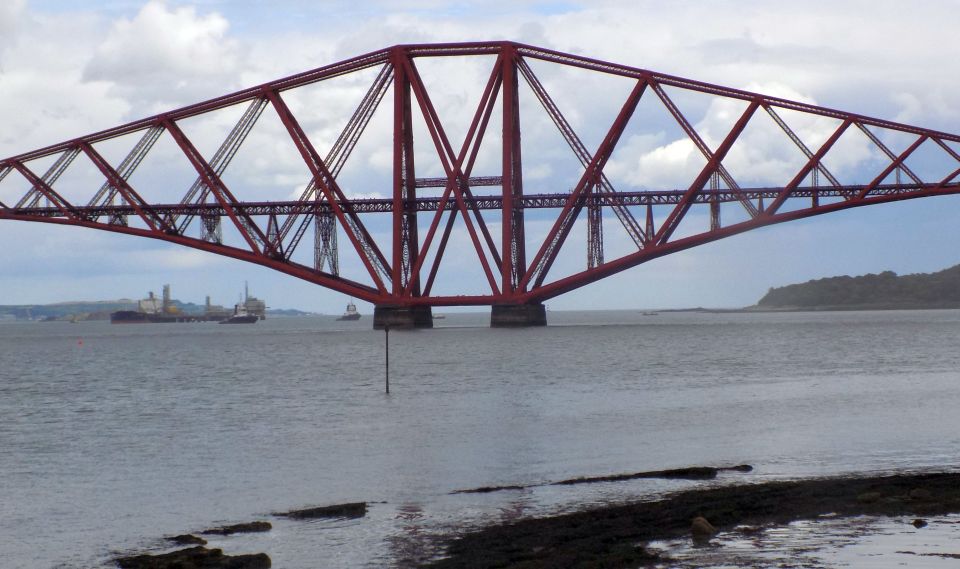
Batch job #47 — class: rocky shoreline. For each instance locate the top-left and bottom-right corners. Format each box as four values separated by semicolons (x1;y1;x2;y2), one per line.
115;547;271;569
427;470;960;568
110;470;960;568
451;464;753;494
112;502;367;568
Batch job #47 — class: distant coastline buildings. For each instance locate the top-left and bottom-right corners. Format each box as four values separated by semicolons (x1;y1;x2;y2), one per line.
0;283;313;322
112;284;266;324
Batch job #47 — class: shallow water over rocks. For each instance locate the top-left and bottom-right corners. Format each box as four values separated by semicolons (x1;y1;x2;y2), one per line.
655;514;960;568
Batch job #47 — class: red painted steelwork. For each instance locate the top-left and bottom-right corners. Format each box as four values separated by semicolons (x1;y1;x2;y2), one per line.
2;41;960;308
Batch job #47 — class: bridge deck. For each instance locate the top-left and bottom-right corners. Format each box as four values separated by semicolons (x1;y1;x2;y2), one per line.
4;183;955;218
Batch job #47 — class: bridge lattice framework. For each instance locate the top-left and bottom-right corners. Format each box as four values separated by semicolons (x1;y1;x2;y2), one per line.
2;42;959;326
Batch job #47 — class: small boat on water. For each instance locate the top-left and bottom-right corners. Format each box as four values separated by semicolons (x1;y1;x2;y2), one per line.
220;304;258;324
337;301;361;321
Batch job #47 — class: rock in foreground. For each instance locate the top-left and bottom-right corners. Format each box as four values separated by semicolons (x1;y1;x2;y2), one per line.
201;521;272;536
115;546;270;569
691;516;718;543
275;501;367;520
165;534;207;546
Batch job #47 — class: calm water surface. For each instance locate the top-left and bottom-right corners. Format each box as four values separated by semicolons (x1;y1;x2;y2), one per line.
3;309;960;567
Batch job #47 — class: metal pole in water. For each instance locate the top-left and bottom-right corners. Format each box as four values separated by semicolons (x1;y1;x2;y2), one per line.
384;325;390;394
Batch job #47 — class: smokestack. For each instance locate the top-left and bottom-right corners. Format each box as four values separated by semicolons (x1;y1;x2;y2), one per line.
162;284;171;313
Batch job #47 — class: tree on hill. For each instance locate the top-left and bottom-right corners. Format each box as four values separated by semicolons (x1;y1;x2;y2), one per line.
757;265;960;308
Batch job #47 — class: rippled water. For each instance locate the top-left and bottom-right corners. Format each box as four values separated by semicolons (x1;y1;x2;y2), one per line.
656;514;960;567
3;309;960;568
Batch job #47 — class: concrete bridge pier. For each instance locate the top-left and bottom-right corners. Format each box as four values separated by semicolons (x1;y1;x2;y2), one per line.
490;303;547;328
373;305;434;329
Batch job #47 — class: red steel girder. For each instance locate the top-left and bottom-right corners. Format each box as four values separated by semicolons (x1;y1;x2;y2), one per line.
8;159;82;220
174;98;267;236
264;88;391;291
17;148;81;209
763;105;841;189
402;53;504;299
6;186;960;307
654;99;761;246
162;119;276;256
0;211;381;301
513;42;960;143
764;119;853;216
392;51;420;295
522;77;649;290
7;40;960;169
501;45;526;293
523;183;960;304
516;57;646;259
87;125;164;210
399;50;502;296
77;141;172;233
649;81;759;220
2;41;960;310
856;133;927;200
277;63;393;261
6;179;960;307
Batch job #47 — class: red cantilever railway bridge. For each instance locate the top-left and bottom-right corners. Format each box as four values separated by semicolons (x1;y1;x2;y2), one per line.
2;41;960;327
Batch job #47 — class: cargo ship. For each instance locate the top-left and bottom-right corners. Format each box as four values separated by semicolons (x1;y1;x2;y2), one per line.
110;286;195;324
110;310;184;324
110;284;266;324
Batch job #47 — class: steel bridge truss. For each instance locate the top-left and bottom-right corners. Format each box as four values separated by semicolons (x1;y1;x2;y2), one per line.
3;41;960;306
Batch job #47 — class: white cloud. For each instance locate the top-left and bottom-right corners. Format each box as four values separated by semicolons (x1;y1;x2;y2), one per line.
0;0;24;42
0;8;128;156
609;137;700;189
83;1;242;112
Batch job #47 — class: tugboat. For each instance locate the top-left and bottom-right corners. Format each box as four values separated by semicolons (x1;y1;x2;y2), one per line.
336;300;361;321
219;283;264;324
219;304;258;324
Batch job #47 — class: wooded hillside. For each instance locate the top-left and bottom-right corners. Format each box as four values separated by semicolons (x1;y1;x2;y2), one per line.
757;265;960;309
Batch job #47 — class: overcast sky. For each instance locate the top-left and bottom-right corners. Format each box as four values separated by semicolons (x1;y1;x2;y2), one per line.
2;0;960;313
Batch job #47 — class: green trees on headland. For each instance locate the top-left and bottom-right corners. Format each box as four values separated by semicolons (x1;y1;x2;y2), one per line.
758;264;960;309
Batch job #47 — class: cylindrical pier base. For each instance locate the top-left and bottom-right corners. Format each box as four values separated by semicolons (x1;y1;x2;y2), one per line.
490;303;547;328
373;305;434;329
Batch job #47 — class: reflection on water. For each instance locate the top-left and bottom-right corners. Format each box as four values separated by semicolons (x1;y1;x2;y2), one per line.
3;310;960;567
389;503;433;567
655;514;960;568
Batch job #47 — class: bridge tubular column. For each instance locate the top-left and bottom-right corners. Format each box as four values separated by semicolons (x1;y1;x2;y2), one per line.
812;167;820;207
490;303;547;327
200;213;222;244
266;213;281;257
373;305;433;329
709;172;720;231
314;211;339;275
392;49;421;296
501;46;526;294
587;185;603;268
